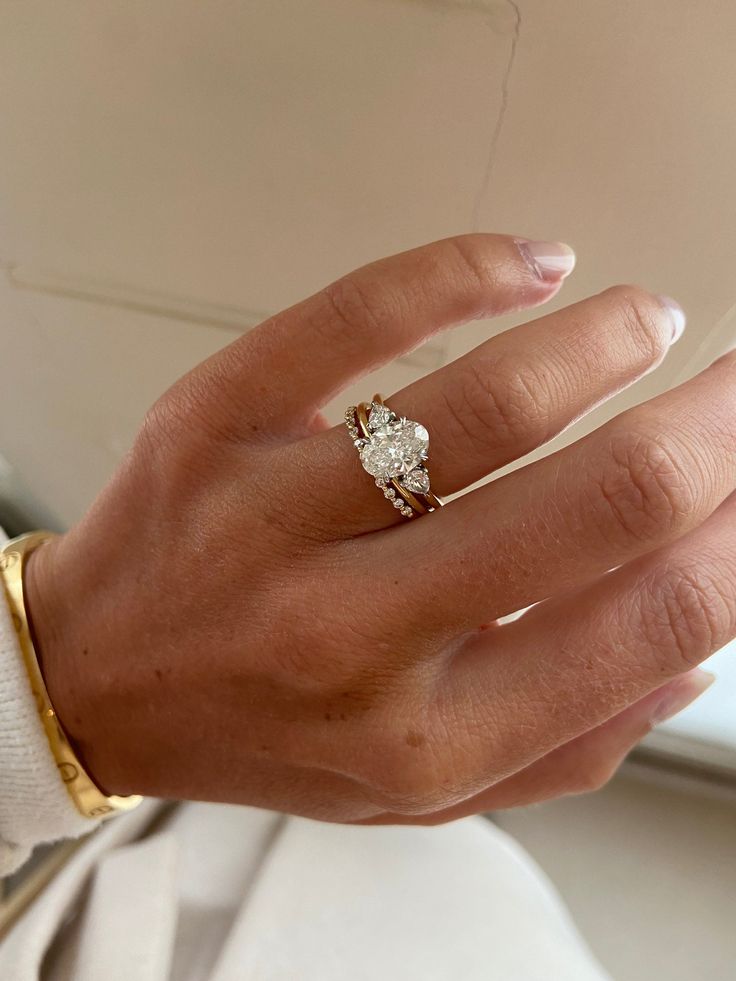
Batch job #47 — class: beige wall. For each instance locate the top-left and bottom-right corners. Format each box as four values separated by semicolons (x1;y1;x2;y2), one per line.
1;0;735;525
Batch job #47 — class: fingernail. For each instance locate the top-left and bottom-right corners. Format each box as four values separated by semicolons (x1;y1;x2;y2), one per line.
518;240;576;282
657;294;686;344
650;669;715;726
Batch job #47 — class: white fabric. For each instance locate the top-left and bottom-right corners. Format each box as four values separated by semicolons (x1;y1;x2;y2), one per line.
72;831;180;981
0;537;97;875
1;802;609;981
0;799;161;979
208;813;609;981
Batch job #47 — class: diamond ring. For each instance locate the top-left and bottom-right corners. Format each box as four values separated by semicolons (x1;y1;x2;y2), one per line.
345;395;444;518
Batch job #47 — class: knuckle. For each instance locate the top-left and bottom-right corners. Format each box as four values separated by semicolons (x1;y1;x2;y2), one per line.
372;731;458;814
320;273;396;339
134;400;204;492
135;378;249;487
594;429;696;544
382;763;444;812
641;565;732;670
139;363;245;451
443;355;550;453
138;392;186;456
602;285;670;364
443;235;501;293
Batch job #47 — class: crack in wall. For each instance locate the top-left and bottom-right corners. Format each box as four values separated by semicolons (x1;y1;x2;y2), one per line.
402;0;510;13
471;0;522;229
3;263;264;334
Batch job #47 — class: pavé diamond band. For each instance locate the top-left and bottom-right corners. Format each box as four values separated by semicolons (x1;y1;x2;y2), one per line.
345;394;444;518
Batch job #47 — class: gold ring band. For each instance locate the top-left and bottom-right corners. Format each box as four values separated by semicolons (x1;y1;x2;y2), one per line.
345;394;444;519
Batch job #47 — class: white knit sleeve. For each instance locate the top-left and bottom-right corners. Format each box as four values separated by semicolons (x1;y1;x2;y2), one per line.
0;565;97;875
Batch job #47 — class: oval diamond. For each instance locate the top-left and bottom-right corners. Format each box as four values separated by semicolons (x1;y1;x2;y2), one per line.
359;418;429;481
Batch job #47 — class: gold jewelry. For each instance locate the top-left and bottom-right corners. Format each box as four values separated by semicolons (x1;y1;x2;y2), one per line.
345;394;444;518
0;531;142;819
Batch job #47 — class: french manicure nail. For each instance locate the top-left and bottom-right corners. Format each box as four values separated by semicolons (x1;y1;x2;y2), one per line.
650;669;715;726
518;240;576;282
657;294;686;344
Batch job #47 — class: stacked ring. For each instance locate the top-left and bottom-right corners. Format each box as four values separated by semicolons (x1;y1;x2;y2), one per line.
345;395;444;519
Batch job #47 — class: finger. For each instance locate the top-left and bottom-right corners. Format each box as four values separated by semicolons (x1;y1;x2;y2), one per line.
304;284;678;535
380;349;736;635
385;286;679;495
360;670;712;824
444;491;736;790
199;234;574;435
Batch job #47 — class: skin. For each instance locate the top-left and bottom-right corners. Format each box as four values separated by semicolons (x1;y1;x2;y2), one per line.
24;233;732;825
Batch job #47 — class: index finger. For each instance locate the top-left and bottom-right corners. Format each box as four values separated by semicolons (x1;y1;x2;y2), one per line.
201;234;574;435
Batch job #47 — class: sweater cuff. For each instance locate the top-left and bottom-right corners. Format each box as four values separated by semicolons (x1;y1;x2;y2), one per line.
0;567;97;875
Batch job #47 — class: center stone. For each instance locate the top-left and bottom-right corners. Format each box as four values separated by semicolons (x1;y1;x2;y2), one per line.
359;419;429;480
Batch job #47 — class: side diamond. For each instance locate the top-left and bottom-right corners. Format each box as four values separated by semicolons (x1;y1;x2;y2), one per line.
401;467;430;495
368;402;394;431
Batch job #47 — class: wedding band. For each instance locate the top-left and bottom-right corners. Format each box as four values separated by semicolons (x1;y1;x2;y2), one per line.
345;395;444;518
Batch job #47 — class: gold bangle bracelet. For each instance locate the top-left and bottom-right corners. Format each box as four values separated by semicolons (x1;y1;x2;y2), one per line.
0;531;142;819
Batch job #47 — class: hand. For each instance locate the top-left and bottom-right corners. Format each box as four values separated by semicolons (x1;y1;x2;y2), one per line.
26;234;730;823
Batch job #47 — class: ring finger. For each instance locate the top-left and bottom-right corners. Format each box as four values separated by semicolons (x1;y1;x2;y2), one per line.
301;285;681;535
